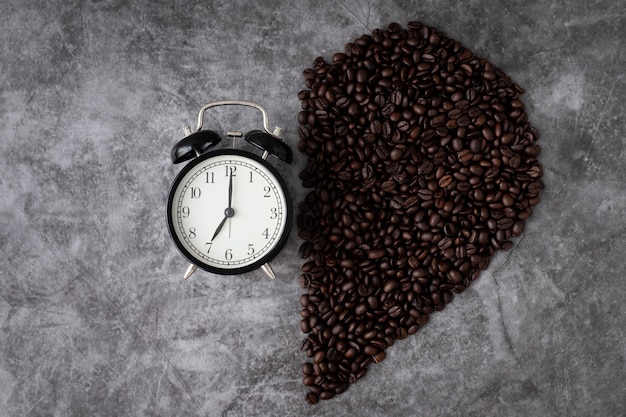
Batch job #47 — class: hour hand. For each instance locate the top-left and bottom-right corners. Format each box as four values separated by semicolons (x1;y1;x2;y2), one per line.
211;215;229;241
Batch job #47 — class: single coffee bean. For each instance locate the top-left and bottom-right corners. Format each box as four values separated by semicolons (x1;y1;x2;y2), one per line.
502;194;514;207
362;163;373;178
438;237;452;250
313;350;326;364
382;121;392;137
417;189;433;200
448;269;462;283
302;362;314;375
388;305;402;317
390;196;404;209
458;149;473;163
397;120;410;132
369;249;386;259
381;180;396;192
430;114;446;127
469;138;482;153
512;220;525;236
306;392;319;404
482;127;495;141
336;96;350;107
363;345;379;356
448;108;462;119
418;160;434;175
372;351;386;363
457;115;471;127
390;147;404;161
509;154;521;168
370;120;382;134
439;175;453;188
497;218;514;230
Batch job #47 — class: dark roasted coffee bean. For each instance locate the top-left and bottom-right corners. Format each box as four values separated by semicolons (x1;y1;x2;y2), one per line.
388;305;402;317
381;180;396;193
438;237;452;250
512;220;525;236
372;351;386;363
430;114;446;127
370;120;382;134
296;21;542;402
336;96;350;107
300;338;312;352
458;149;473;163
418;160;434;175
457;115;470;127
397;120;410;132
497;218;514;230
469;138;482;153
390;196;404;209
482;127;495;141
438;175;453;188
390;147;404;161
369;249;386;259
362;163;373;178
417;189;433;200
302;362;314;375
448;108;463;119
382;121;392;137
306;392;319;404
404;196;420;208
448;269;463;283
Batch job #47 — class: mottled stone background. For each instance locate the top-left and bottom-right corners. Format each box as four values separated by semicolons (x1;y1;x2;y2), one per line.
0;0;624;416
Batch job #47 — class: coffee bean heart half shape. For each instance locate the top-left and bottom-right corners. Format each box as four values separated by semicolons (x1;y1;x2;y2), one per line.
296;21;544;404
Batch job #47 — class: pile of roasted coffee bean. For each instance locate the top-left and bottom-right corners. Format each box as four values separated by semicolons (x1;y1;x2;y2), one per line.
296;21;543;404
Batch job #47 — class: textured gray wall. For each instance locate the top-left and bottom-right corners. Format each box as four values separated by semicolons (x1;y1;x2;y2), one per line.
0;0;624;416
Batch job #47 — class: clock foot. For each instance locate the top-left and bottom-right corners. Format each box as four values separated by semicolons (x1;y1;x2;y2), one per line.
183;263;198;280
260;263;276;280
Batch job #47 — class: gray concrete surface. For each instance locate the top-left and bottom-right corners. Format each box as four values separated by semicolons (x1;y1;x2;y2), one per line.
0;0;624;416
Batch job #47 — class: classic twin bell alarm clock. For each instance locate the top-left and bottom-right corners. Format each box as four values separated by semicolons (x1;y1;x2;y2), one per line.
166;101;293;280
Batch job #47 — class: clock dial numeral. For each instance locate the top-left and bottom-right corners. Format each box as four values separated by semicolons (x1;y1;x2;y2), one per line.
190;187;201;198
262;228;270;239
182;206;190;218
263;186;271;197
206;172;215;183
225;248;233;260
189;227;196;239
270;207;278;219
247;243;255;255
206;242;212;254
225;166;237;176
249;171;254;183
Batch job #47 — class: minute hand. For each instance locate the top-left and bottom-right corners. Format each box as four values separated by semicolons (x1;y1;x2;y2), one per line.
210;173;234;241
227;170;233;209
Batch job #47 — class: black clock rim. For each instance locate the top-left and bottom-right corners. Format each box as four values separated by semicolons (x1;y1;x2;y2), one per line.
166;149;293;276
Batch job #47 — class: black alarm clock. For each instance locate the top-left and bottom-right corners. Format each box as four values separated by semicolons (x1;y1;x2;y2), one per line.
166;101;293;280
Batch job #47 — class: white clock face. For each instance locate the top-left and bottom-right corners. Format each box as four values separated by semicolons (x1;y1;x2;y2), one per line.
168;150;291;274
